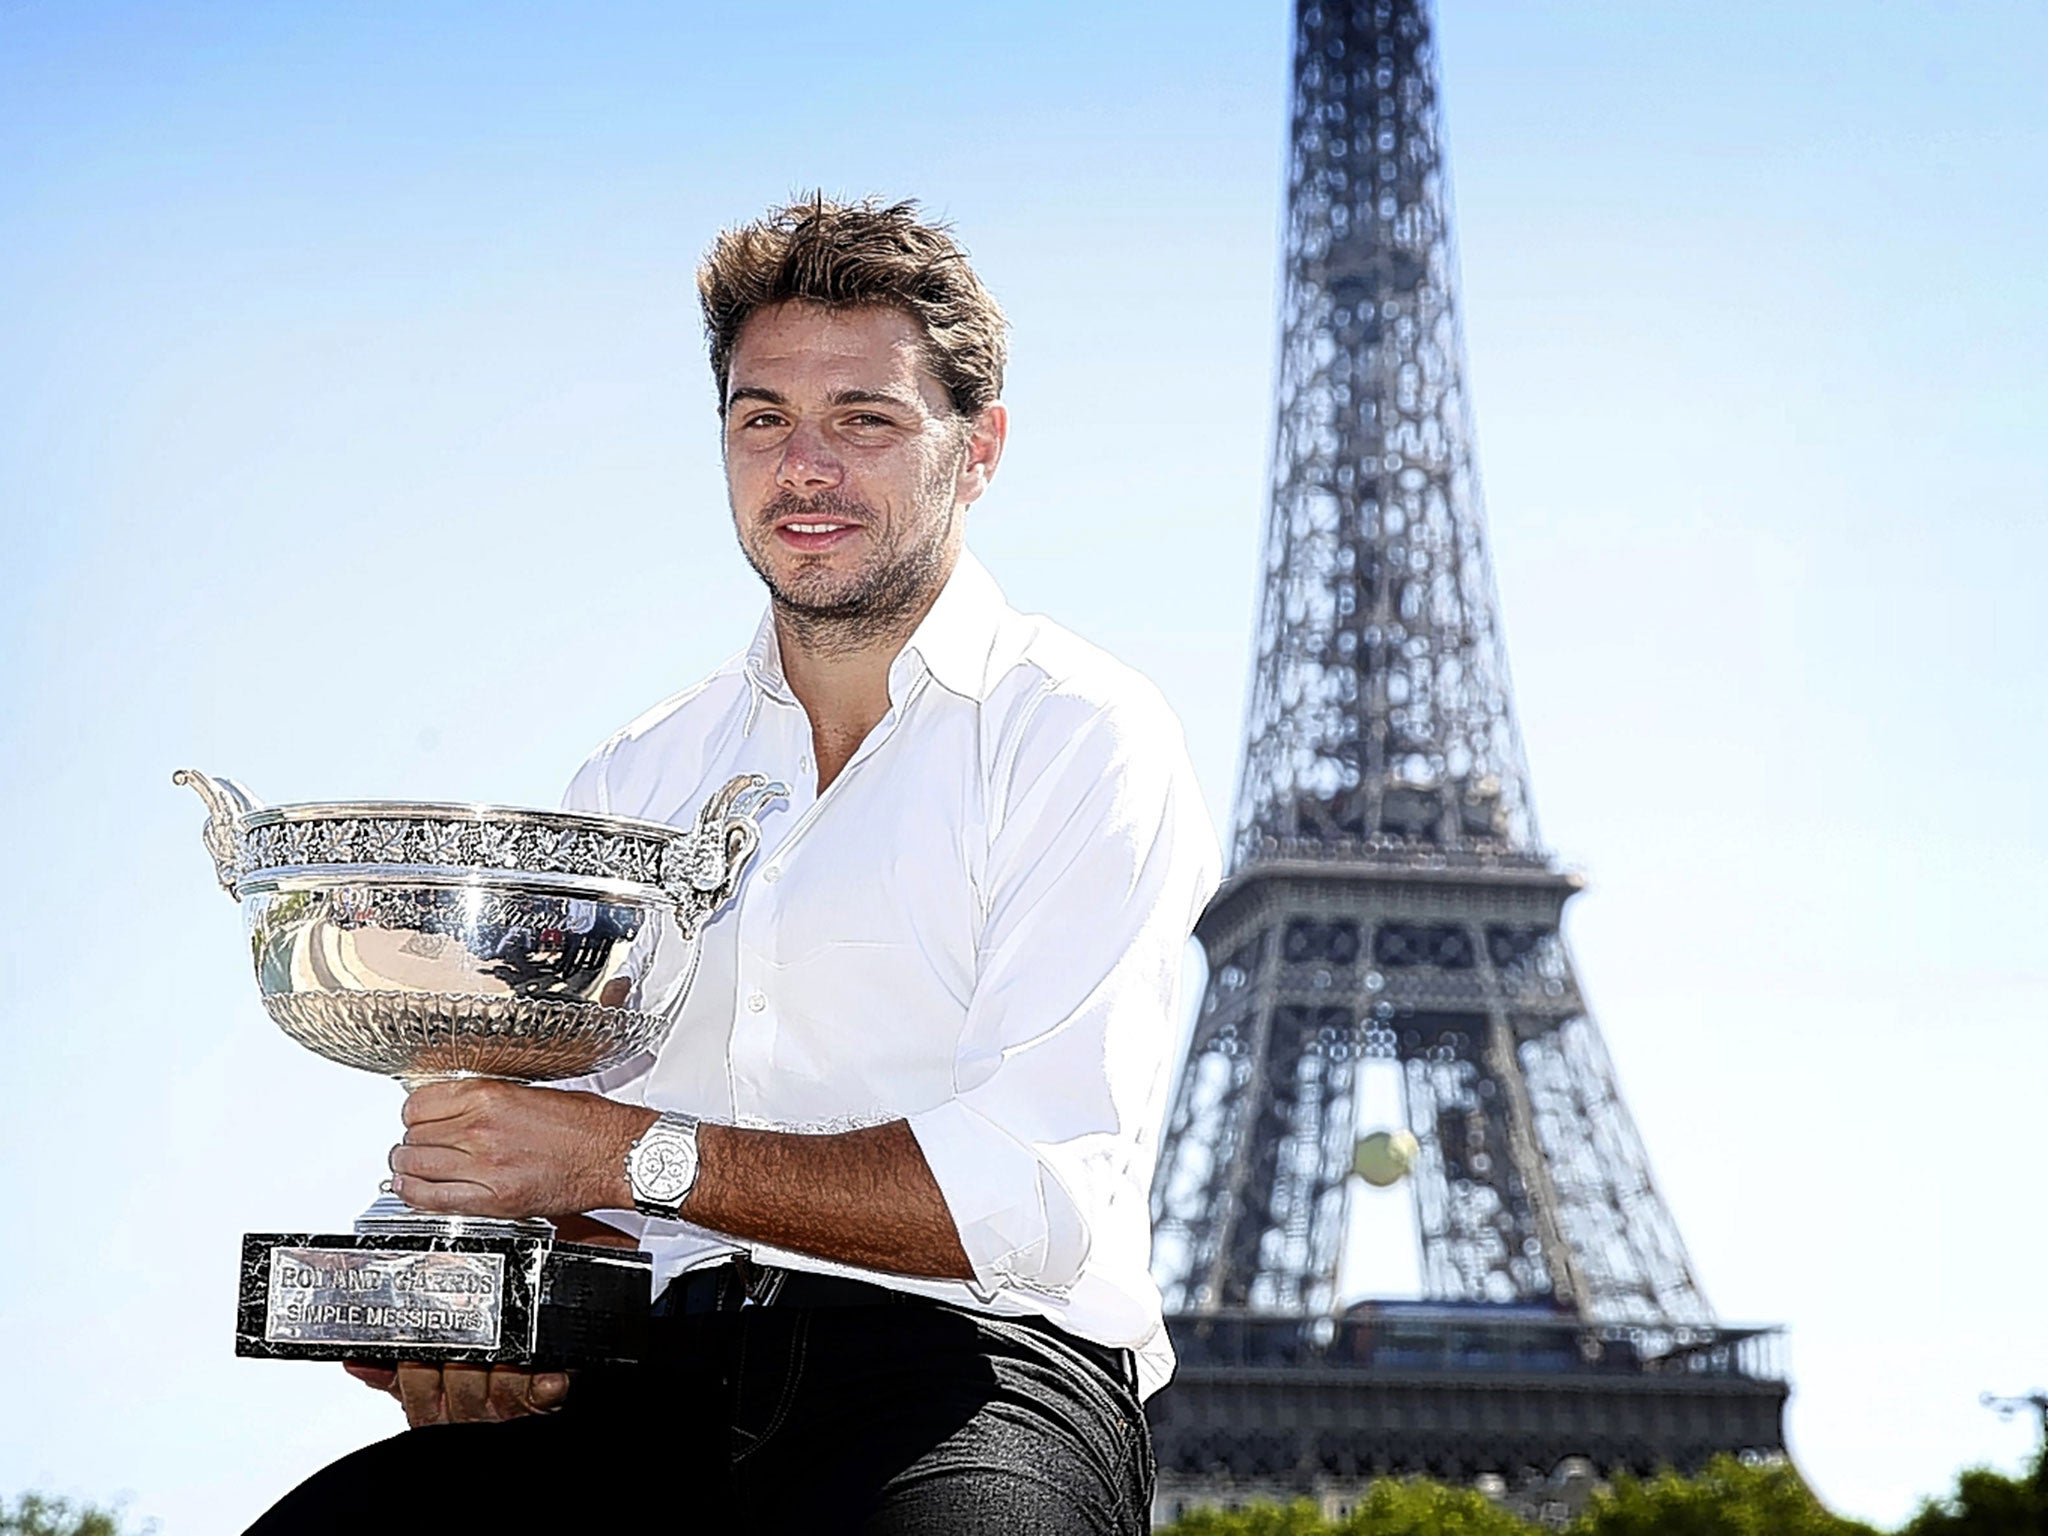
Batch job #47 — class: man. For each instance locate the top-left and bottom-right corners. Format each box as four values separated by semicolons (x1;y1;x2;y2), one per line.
249;196;1218;1534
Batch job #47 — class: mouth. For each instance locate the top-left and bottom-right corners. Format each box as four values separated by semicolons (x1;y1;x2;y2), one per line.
771;515;863;553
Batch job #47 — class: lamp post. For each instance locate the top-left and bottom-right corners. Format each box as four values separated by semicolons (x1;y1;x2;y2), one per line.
1980;1391;2048;1493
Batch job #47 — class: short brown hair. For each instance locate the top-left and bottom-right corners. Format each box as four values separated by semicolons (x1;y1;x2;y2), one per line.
697;195;1008;418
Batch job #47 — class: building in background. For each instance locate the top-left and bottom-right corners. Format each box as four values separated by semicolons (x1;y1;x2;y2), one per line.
1145;1;1787;1521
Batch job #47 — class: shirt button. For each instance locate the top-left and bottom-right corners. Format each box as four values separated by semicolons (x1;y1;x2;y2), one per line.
762;864;782;884
745;991;767;1013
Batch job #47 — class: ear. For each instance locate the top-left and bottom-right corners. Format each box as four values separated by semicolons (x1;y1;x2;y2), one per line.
953;404;1008;508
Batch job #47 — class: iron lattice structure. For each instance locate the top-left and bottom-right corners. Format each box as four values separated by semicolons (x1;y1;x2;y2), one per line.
1150;0;1712;1335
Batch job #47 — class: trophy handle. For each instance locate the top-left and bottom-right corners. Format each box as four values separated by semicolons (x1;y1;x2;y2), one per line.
661;773;786;936
174;768;264;898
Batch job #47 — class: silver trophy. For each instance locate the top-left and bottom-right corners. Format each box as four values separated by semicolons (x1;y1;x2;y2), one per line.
176;767;782;1367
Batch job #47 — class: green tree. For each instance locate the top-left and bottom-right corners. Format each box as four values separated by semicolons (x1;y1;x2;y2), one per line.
1565;1456;1879;1536
1331;1479;1540;1535
1896;1449;2047;1536
1160;1480;1538;1536
1162;1499;1335;1536
0;1494;150;1536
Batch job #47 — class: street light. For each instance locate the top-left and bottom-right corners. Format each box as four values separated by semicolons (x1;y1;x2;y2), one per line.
1980;1391;2048;1493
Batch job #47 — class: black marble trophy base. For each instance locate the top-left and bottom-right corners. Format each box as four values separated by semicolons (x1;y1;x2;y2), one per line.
234;1231;652;1367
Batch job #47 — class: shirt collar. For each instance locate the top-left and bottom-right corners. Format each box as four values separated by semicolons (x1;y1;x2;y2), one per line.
742;610;795;704
741;548;1014;709
897;548;1011;703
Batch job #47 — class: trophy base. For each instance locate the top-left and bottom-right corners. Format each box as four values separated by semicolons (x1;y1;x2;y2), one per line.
352;1191;555;1241
234;1230;652;1367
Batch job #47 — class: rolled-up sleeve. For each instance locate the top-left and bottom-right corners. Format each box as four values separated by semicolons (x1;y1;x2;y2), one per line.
906;693;1220;1296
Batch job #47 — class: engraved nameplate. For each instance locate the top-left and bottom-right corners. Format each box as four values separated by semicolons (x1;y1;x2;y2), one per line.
265;1247;505;1349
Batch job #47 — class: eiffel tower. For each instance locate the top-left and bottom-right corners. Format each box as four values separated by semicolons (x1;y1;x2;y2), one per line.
1146;0;1785;1513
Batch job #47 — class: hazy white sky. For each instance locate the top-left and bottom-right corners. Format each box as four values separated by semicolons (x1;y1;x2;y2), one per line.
2;3;2043;1529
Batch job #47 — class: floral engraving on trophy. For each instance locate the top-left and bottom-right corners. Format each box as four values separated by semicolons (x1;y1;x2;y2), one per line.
361;817;410;862
411;819;472;866
476;822;521;868
230;813;681;888
550;826;589;874
279;821;313;866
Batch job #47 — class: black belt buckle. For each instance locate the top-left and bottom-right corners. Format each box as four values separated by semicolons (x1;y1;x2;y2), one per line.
653;1257;789;1317
741;1258;787;1307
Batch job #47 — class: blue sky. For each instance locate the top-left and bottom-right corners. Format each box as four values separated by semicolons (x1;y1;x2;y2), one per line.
2;2;2043;1529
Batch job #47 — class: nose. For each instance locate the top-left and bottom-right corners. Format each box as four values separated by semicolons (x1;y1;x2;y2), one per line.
776;423;841;494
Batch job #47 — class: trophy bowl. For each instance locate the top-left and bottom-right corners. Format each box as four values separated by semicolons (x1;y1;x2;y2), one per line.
176;768;781;1087
177;767;784;1366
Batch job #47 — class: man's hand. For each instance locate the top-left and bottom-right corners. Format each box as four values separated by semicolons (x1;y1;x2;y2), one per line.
388;1080;655;1221
343;1361;569;1427
392;1080;974;1283
340;1220;629;1426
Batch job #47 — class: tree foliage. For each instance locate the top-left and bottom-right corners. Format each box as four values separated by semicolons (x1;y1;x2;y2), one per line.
1156;1450;2048;1536
1895;1452;2047;1536
1163;1480;1539;1536
1336;1479;1541;1535
1565;1456;1881;1536
0;1495;149;1536
13;1447;2042;1535
1166;1499;1344;1536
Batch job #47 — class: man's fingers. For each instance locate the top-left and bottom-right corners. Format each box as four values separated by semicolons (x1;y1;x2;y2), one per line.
481;1365;569;1419
395;1363;446;1428
365;1358;565;1425
401;1079;480;1127
389;1173;502;1214
441;1363;492;1423
528;1370;571;1412
485;1366;531;1421
390;1077;618;1220
388;1144;478;1181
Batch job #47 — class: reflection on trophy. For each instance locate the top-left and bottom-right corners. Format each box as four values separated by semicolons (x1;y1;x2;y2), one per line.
176;768;782;1367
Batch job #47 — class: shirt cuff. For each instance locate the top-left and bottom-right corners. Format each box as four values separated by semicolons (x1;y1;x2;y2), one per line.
906;1100;1091;1296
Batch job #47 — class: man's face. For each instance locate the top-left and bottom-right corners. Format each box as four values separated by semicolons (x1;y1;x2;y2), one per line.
722;301;1001;638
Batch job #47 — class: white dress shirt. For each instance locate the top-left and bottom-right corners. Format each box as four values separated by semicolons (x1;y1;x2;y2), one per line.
561;549;1219;1397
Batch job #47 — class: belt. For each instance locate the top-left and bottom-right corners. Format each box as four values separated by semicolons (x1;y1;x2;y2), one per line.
652;1256;906;1316
651;1258;1140;1397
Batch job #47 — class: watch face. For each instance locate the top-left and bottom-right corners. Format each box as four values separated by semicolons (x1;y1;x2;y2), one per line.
634;1132;697;1205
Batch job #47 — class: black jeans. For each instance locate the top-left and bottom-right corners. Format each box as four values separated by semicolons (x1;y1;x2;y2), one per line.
245;1301;1153;1533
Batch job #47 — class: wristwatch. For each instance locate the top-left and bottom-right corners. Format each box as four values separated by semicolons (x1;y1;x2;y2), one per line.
625;1110;702;1220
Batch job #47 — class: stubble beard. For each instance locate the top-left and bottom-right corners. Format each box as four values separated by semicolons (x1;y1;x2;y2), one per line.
738;461;961;660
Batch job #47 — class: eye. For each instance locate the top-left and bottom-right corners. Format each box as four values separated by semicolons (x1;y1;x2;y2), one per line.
736;410;787;431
